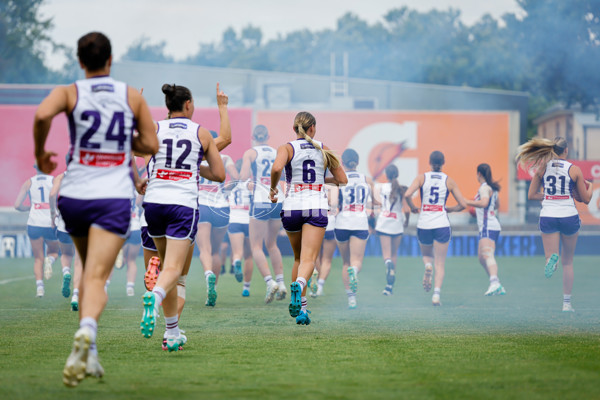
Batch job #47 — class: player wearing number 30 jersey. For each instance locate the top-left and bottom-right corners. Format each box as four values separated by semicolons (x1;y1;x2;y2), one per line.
405;151;467;306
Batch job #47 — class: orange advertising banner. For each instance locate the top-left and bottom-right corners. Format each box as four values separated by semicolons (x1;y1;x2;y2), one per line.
257;111;511;211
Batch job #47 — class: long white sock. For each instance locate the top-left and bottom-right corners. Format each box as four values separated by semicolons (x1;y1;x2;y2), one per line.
301;296;308;312
165;315;179;337
80;317;98;356
152;286;166;308
296;277;307;292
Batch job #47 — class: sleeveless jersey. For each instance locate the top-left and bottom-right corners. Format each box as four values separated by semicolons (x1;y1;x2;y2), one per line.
145;118;203;209
336;171;370;231
252;145;283;204
130;192;142;231
283;139;328;211
61;76;135;200
27;174;53;227
475;182;501;232
229;180;252;224
197;154;231;208
417;172;450;229
375;182;405;235
540;159;578;218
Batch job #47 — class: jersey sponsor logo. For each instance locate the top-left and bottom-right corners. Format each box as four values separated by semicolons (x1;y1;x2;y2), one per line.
33;203;50;210
300;143;315;149
169;122;188;129
382;211;398;219
431;174;442;179
231;205;250;210
343;204;364;212
551;162;564;168
422;204;444;212
260;177;270;185
293;184;323;192
545;195;570;200
156;169;193;181
198;184;219;192
91;83;114;93
80;150;126;167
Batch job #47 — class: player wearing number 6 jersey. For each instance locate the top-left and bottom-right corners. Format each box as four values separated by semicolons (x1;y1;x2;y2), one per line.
141;83;225;350
335;149;377;309
405;151;467;306
33;32;158;387
240;125;287;303
516;137;592;312
270;111;347;325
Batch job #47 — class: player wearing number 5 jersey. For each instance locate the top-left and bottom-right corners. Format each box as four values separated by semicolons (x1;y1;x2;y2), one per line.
516;137;592;312
405;151;467;306
240;125;287;303
335;149;377;309
270;111;347;325
33;32;158;387
14;167;60;297
141;83;225;350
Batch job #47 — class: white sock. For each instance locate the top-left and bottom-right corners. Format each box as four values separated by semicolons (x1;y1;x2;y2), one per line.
47;255;56;264
80;317;98;356
152;286;166;307
563;294;571;304
165;315;179;337
301;296;308;312
204;270;214;279
264;275;273;285
434;288;441;295
490;275;499;283
73;288;79;296
36;280;43;288
243;282;251;290
296;277;307;292
275;274;285;285
62;267;71;276
126;282;135;288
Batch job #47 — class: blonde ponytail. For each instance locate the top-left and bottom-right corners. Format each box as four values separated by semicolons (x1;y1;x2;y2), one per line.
294;111;341;170
516;137;567;170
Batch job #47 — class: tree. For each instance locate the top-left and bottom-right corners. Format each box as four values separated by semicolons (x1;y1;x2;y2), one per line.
0;0;56;83
121;36;173;63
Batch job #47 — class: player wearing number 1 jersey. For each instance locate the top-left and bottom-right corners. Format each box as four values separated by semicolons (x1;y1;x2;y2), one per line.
14;167;60;297
335;149;377;309
405;151;467;306
33;32;158;387
241;125;287;303
517;137;592;312
270;111;347;325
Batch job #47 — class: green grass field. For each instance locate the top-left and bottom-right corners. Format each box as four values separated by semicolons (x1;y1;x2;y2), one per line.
1;255;599;400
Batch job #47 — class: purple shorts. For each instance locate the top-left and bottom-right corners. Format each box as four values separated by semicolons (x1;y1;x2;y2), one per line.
324;230;336;241
140;226;157;251
280;209;328;232
335;229;369;242
58;197;131;238
143;202;198;241
539;215;580;235
125;230;142;246
228;223;249;237
56;230;73;244
417;227;451;245
198;205;230;228
27;226;57;241
251;202;283;220
479;229;500;242
376;231;403;238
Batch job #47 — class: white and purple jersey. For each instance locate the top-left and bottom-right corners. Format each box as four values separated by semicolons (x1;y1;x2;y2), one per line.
61;76;135;200
252;145;283;204
375;182;405;235
541;159;578;218
197;154;231;208
27;174;53;227
417;171;450;229
145;118;204;209
130;193;142;231
229;180;252;224
475;182;501;232
283;139;328;211
336;171;370;231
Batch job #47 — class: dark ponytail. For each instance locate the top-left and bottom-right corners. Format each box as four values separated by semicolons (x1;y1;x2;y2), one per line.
161;83;192;113
385;164;405;204
477;163;501;192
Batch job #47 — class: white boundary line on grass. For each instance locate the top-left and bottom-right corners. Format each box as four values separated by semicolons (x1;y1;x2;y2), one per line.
0;275;34;285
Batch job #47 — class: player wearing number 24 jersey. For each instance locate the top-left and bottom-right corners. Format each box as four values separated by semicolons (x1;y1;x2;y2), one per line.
32;32;158;387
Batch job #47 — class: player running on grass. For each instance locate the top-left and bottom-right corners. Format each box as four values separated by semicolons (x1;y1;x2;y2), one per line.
241;125;288;303
33;32;159;387
335;149;377;309
516;136;592;312
140;83;224;350
270;111;347;325
405;151;468;306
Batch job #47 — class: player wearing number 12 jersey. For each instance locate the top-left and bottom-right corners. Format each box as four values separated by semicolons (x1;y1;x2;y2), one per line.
33;32;158;387
270;111;347;325
517;136;592;312
405;151;467;306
